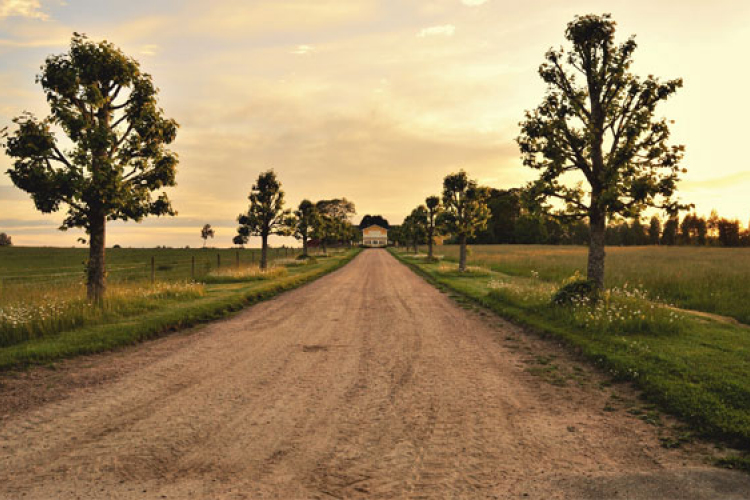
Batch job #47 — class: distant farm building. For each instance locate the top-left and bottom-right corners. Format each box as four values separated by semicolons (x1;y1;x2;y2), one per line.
360;215;389;248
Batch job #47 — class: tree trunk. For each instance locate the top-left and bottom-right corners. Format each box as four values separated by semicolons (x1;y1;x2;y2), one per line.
587;207;606;290
321;240;327;255
87;212;107;303
302;236;308;257
260;233;268;270
458;234;468;272
427;230;434;259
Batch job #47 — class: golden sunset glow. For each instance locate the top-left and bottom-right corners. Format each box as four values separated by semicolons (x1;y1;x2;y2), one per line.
1;0;749;246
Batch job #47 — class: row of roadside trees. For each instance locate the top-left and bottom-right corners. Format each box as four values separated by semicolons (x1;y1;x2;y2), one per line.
233;170;356;269
1;34;355;301
397;13;689;292
391;170;491;273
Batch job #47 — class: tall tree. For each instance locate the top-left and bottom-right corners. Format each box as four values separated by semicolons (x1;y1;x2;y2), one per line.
314;198;356;253
517;14;685;289
472;188;522;244
681;213;707;245
236;170;291;269
200;224;214;248
3;34;178;301
661;217;679;246
404;205;428;254
232;234;245;248
439;171;490;272
388;225;408;248
648;216;662;245
0;233;11;247
717;218;741;247
425;196;442;259
292;199;319;258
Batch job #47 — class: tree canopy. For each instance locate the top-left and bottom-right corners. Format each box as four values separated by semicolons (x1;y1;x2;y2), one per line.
236;170;292;268
517;14;685;288
292;199;319;256
359;215;390;229
3;33;178;300
440;170;491;271
201;224;214;247
314;198;356;249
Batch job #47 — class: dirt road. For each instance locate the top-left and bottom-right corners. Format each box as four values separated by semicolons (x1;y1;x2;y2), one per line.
1;249;749;499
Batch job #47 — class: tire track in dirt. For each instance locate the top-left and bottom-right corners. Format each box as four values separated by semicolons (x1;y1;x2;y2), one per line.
1;249;749;499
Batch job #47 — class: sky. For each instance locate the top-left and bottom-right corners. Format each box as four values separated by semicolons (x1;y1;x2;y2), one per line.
0;0;749;247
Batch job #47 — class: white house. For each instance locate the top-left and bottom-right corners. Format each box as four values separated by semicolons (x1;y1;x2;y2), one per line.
362;224;388;247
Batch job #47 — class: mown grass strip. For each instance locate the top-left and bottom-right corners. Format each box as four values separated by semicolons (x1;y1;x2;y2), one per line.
0;250;359;371
391;249;750;466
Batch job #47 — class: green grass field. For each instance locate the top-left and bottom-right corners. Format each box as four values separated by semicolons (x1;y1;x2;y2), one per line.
393;247;750;470
432;244;750;325
0;246;357;369
0;246;307;287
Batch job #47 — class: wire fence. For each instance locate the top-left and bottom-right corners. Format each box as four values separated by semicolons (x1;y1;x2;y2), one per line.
0;246;333;297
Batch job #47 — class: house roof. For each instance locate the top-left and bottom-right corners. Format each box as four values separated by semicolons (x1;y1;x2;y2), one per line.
362;224;388;231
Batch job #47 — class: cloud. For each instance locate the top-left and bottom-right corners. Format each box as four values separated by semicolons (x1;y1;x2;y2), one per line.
418;24;456;37
460;0;488;5
139;44;158;56
682;172;750;191
0;0;48;20
291;44;313;55
186;0;379;39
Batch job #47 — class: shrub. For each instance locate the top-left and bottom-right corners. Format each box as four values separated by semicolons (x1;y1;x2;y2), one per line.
552;279;598;306
0;233;12;247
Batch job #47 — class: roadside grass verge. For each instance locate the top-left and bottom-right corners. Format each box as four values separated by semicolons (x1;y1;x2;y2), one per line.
203;265;288;284
0;250;359;371
433;244;750;326
0;282;205;347
392;249;750;466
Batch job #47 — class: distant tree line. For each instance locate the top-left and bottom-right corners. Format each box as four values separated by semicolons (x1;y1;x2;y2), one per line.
457;189;750;248
393;186;750;249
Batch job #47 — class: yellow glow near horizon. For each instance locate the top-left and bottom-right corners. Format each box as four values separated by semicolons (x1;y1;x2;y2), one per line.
1;0;749;246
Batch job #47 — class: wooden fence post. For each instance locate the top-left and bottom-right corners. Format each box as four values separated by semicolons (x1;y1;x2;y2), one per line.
217;253;221;268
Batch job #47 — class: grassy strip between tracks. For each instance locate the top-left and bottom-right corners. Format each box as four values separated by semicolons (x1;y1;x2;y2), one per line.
391;249;750;471
0;249;360;371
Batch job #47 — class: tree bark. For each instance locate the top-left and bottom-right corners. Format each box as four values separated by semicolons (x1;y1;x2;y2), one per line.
302;236;308;257
587;207;606;290
458;234;468;272
260;233;269;270
427;229;434;259
87;211;107;303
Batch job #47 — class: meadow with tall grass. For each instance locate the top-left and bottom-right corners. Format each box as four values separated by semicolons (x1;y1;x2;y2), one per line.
434;245;750;324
